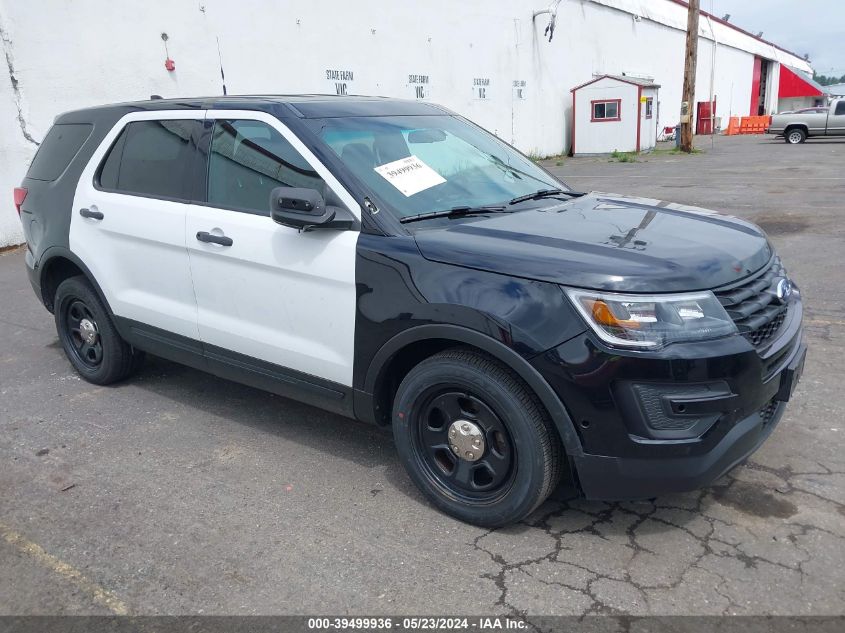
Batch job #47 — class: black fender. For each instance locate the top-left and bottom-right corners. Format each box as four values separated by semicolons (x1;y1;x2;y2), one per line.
36;246;117;322
358;323;584;457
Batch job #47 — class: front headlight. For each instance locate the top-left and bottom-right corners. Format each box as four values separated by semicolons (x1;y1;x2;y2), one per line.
564;287;738;349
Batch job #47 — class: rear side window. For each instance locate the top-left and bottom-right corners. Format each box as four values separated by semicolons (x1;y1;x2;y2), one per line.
97;119;199;200
207;119;326;215
27;123;93;181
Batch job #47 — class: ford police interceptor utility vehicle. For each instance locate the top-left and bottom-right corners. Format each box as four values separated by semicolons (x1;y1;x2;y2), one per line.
17;95;806;526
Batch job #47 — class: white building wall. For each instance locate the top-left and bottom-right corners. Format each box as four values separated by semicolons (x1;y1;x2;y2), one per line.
778;97;824;113
0;0;814;247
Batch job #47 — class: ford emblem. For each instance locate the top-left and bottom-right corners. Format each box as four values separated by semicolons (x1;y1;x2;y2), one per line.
775;278;793;304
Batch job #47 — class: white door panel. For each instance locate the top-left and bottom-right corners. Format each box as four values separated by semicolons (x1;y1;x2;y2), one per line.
72;194;198;338
70;111;203;340
186;207;358;385
187;110;359;387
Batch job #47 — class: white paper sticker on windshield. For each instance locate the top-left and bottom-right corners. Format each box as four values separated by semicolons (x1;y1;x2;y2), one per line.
373;155;446;197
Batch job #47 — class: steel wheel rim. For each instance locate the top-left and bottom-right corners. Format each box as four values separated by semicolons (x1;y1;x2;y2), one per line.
411;388;516;504
788;131;802;143
64;299;103;369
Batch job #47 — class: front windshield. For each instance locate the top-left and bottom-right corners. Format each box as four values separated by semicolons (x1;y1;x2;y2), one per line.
305;115;565;219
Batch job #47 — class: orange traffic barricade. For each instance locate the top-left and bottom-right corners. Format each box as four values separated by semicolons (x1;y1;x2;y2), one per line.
737;115;772;135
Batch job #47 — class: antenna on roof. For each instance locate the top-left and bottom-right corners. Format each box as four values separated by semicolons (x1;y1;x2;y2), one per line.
216;37;227;95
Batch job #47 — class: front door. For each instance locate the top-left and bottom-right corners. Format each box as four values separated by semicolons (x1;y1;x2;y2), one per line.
70;112;203;340
184;111;360;389
827;100;845;135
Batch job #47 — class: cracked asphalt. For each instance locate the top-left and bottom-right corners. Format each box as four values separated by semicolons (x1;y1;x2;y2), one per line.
1;135;844;616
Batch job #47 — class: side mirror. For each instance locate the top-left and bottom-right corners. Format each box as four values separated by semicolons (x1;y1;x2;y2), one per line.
269;187;353;231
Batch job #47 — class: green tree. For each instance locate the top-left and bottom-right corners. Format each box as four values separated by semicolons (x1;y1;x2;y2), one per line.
812;71;845;86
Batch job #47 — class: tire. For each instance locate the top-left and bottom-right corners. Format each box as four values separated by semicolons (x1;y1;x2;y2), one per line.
392;348;562;527
54;276;144;385
785;128;806;144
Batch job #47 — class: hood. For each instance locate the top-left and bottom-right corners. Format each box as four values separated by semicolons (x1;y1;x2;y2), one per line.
413;192;773;293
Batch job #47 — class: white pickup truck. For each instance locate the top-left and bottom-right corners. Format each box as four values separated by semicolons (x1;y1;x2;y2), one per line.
768;98;845;143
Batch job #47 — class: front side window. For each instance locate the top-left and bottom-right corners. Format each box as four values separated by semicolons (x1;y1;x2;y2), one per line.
304;114;562;220
98;120;198;199
835;101;845;116
207;119;326;215
592;100;621;122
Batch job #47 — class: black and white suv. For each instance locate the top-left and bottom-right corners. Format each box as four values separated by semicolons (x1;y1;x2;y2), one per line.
18;96;806;527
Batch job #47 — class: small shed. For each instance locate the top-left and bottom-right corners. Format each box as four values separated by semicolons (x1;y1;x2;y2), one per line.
570;75;660;156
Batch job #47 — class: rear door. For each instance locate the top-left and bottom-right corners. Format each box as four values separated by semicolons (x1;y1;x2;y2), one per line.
185;110;360;388
70;111;203;340
827;100;845;135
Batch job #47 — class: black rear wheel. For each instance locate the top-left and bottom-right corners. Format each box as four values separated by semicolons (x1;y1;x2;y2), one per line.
64;299;104;369
392;348;562;527
54;276;143;385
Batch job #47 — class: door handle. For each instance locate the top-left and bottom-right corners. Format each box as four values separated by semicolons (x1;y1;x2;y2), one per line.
196;231;233;247
79;208;104;220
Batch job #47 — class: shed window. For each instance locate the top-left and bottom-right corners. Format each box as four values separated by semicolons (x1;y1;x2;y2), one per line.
645;98;654;118
591;99;621;122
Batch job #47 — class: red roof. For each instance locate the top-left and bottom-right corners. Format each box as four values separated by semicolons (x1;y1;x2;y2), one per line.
778;65;825;98
571;74;660;92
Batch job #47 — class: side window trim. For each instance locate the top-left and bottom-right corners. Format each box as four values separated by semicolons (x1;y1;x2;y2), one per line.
190;118;213;205
95;125;128;190
90;111;207;204
202;110;361;221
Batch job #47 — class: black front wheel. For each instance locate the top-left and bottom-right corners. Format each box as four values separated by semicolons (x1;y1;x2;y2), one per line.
54;276;143;385
392;349;562;527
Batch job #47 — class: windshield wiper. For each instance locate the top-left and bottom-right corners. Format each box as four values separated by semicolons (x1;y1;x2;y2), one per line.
399;205;508;224
508;189;586;205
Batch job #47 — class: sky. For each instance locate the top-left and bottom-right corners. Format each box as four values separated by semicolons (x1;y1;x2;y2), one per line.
708;0;844;78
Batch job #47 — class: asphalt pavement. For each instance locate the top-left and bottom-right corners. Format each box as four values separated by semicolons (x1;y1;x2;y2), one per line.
1;134;843;616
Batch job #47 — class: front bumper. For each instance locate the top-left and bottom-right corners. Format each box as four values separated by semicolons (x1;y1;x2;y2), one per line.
573;341;804;499
533;297;805;500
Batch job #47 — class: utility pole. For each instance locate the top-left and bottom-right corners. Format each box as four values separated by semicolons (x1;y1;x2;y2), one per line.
680;0;700;152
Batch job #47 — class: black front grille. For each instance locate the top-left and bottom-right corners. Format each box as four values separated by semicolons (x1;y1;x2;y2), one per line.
746;309;786;346
714;257;788;348
759;398;779;427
